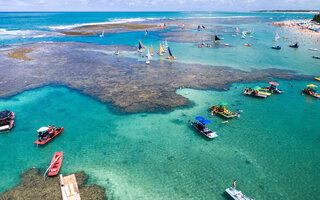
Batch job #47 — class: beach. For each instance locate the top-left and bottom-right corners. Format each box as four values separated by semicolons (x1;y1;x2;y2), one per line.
0;12;320;200
271;19;320;41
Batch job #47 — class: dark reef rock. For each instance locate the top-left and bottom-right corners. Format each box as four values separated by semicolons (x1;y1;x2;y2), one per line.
0;42;309;114
0;168;107;200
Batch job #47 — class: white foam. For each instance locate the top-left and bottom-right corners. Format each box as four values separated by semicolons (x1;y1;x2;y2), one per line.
48;17;161;30
0;28;63;38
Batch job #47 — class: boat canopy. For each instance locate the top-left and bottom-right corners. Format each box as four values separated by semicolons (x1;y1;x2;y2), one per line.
218;101;228;106
0;110;11;120
37;127;49;132
307;84;318;88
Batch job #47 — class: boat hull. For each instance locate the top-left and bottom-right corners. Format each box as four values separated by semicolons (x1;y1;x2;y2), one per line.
0;112;15;132
34;127;64;145
242;92;267;98
189;121;217;139
225;187;253;200
302;89;320;98
209;106;238;119
48;151;63;176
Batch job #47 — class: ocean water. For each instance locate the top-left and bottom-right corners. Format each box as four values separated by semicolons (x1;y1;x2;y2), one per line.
0;12;320;200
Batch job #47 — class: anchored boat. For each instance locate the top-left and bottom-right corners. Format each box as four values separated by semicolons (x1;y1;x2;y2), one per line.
262;82;284;93
46;151;63;176
243;87;268;98
34;126;64;145
209;102;238;119
225;181;253;200
0;110;15;132
189;116;217;139
302;84;320;98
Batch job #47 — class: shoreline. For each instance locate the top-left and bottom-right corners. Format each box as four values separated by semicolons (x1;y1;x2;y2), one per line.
270;20;320;40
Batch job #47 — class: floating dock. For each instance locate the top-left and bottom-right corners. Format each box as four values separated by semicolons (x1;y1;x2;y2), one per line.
60;174;81;200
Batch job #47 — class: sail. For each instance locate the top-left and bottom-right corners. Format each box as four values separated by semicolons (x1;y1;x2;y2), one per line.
168;47;173;57
150;45;154;54
215;35;221;41
139;40;143;49
146;49;152;60
236;27;239;33
197;25;201;30
275;32;280;41
159;43;164;53
202;25;205;30
165;40;168;47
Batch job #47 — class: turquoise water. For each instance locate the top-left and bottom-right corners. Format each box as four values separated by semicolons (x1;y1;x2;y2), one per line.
0;12;320;199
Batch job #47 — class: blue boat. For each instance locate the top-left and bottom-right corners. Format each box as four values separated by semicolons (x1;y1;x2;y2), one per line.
272;45;281;50
189;116;217;139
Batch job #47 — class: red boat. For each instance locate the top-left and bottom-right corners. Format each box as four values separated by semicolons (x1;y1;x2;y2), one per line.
48;151;63;176
34;126;64;145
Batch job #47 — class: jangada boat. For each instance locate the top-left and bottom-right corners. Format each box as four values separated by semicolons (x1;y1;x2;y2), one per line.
34;126;64;145
165;47;177;60
48;151;63;176
0;110;15;132
189;117;217;139
209;105;238;119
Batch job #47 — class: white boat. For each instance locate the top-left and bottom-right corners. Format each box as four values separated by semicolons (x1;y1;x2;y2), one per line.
146;49;152;64
225;187;253;200
99;30;104;38
162;41;167;52
274;32;280;42
309;48;319;51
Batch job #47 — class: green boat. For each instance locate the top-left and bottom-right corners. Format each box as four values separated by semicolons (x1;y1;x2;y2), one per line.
209;102;238;119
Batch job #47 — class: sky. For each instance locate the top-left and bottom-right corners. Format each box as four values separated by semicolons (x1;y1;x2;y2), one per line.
0;0;319;11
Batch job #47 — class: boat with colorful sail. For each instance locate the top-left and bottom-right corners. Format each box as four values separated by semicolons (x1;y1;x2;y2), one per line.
274;32;280;42
165;47;176;60
146;49;152;64
158;42;165;56
150;44;154;55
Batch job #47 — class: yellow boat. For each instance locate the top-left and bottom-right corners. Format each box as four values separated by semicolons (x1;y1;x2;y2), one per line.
258;90;271;96
209;103;238;119
315;77;320;81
